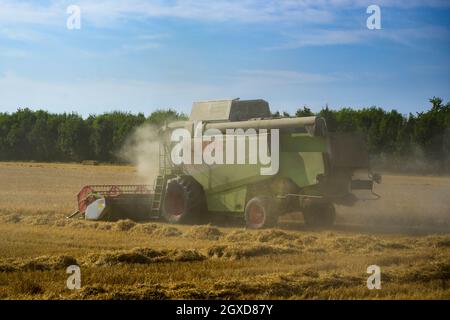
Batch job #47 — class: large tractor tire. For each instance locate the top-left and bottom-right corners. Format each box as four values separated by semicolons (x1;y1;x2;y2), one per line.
162;176;207;224
302;202;336;227
244;196;278;229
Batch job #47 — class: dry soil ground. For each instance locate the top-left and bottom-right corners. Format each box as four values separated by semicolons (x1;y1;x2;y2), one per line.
0;162;449;299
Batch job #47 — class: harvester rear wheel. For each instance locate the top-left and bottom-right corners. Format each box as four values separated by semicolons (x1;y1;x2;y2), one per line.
162;176;207;224
245;196;278;229
302;202;336;227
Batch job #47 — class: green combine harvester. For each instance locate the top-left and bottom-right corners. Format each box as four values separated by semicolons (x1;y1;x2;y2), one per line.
72;99;380;229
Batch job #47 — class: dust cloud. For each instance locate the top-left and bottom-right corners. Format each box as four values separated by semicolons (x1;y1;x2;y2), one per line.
336;174;450;232
118;124;161;185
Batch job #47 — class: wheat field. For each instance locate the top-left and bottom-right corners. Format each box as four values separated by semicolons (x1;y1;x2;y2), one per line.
0;162;449;299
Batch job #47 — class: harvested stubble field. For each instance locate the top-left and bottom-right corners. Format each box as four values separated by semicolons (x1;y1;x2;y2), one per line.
0;162;449;300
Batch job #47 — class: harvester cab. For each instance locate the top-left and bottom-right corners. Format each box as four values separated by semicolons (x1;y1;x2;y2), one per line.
70;98;380;229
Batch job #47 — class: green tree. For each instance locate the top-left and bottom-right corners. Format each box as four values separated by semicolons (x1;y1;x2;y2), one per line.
147;109;186;126
28;110;60;161
295;106;314;117
5;108;36;160
58;113;90;161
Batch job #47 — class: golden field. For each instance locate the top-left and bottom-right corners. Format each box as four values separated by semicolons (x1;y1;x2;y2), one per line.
0;162;449;299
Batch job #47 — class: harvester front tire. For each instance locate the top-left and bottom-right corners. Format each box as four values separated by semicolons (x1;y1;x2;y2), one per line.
162;176;207;224
244;196;278;229
302;202;336;227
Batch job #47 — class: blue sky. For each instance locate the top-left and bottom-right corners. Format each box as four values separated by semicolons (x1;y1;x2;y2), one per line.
0;0;449;117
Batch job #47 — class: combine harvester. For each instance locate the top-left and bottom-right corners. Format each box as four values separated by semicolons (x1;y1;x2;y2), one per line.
70;99;380;228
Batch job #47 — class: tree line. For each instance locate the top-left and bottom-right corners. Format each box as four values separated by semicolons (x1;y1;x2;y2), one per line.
0;97;449;172
0;109;185;162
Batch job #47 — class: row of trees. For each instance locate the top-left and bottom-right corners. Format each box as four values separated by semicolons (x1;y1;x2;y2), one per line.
0;109;185;162
0;97;449;172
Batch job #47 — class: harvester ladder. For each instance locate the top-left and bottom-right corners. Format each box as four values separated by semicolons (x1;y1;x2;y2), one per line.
159;142;183;176
159;143;171;175
150;175;166;216
150;142;183;217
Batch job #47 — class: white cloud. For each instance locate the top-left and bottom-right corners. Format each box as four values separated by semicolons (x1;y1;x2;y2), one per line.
266;26;450;49
120;42;162;52
74;0;334;25
136;33;170;40
0;0;60;25
239;69;338;84
271;29;366;48
0;47;29;58
115;33;170;53
0;27;44;41
1;0;447;28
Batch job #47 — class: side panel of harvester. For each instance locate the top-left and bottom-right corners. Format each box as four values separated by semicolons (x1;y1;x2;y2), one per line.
182;130;329;215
